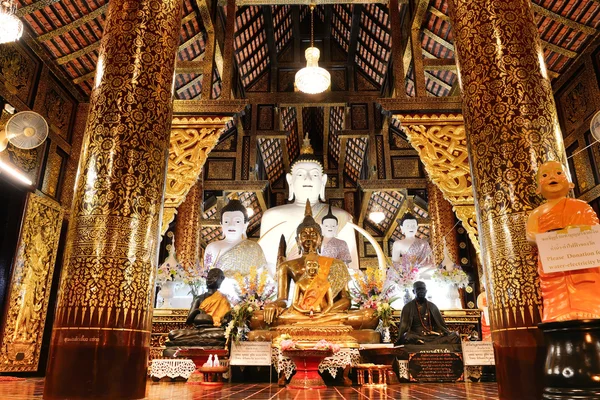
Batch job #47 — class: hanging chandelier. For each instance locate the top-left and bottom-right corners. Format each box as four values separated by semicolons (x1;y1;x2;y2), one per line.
295;4;330;94
0;0;23;44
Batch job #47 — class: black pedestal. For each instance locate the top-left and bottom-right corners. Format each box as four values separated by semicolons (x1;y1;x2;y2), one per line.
539;319;600;400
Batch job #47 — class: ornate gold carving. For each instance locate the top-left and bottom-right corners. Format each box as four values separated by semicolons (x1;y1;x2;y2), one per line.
162;116;230;234
53;0;183;333
396;114;471;205
428;182;459;266
0;192;63;372
452;205;480;256
60;104;89;214
0;44;37;102
174;180;203;273
42;146;63;197
449;0;564;333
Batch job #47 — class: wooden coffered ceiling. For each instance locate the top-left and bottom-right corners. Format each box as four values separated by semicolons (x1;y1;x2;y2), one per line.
14;0;600;248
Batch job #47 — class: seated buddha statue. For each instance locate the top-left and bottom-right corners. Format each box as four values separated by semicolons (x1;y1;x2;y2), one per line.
204;198;268;300
320;204;352;266
395;281;460;345
166;269;231;347
253;201;377;329
526;161;600;322
259;135;359;270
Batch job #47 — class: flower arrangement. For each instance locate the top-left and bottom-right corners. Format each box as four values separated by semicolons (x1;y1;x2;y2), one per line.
432;266;470;288
181;260;209;297
350;267;396;309
393;264;420;290
224;299;258;344
233;266;276;307
373;301;395;327
313;339;341;354
274;335;341;354
156;243;185;285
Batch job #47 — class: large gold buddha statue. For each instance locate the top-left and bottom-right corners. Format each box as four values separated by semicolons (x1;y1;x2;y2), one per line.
252;201;377;329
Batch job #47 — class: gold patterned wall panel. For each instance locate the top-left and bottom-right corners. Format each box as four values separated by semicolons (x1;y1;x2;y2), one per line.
33;70;77;142
162;116;230;234
428;182;459;266
0;192;63;372
41;145;65;199
0;43;41;108
60;104;89;214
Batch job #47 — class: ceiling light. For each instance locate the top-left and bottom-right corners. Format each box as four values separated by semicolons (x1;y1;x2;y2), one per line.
246;207;254;218
369;211;385;224
0;1;23;44
295;5;330;94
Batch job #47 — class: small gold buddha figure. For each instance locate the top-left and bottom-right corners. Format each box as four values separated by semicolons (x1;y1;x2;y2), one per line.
526;161;600;322
253;201;377;329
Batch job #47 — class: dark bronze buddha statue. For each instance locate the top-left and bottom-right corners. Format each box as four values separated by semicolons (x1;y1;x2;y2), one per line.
166;268;231;347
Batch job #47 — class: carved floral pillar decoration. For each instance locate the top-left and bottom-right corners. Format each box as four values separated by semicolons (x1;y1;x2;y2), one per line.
161;116;230;235
44;0;183;398
427;181;459;266
0;193;63;372
448;0;566;398
174;179;203;273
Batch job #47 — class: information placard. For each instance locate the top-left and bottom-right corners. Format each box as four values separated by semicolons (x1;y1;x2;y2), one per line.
230;342;272;366
536;225;600;273
462;342;495;366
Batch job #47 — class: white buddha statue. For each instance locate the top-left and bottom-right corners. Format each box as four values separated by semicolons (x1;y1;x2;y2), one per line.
204;199;267;301
386;214;435;307
259;135;359;271
320;203;352;265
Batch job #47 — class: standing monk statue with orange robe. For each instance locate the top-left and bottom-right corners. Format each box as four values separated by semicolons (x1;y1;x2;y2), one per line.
526;161;600;322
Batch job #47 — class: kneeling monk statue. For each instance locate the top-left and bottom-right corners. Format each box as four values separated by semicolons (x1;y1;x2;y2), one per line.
166;268;231;347
257;201;377;329
395;281;460;345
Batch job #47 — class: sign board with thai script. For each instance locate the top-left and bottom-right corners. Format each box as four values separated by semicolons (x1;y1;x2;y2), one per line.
462;341;495;366
230;342;272;366
536;225;600;273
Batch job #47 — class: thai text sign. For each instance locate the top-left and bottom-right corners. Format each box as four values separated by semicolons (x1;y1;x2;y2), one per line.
536;225;600;273
230;342;272;366
462;342;495;366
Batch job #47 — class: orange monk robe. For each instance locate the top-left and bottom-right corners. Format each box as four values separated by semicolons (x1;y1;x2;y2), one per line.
200;291;231;326
536;198;600;322
298;257;334;312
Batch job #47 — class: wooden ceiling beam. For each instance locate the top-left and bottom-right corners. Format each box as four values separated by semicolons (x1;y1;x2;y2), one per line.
263;6;278;92
236;0;388;5
410;0;431;97
425;71;452;91
422;28;455;52
531;3;596;36
358;178;428;190
423;57;456;70
37;4;108;42
250;92;379;104
542;41;578;58
347;4;364;91
16;0;61;17
56;42;100;65
256;130;291;139
390;0;407;97
428;6;450;23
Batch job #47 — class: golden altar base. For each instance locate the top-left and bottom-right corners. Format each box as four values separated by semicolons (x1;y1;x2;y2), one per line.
275;325;359;349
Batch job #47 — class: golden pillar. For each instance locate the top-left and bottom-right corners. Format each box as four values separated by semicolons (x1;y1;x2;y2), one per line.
427;182;459;266
174;179;204;273
44;0;183;398
447;1;565;399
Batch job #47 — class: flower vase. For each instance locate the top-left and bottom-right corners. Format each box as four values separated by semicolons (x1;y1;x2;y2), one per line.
381;326;391;343
159;281;175;308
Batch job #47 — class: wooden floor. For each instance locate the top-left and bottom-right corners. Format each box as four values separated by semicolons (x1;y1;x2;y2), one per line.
0;378;500;399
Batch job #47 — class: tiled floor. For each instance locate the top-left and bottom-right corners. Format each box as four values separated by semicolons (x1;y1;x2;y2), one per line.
0;378;500;399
